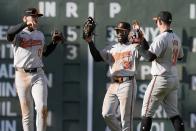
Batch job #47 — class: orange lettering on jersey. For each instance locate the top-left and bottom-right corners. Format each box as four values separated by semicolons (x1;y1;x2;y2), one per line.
123;61;132;69
20;39;42;48
112;51;132;61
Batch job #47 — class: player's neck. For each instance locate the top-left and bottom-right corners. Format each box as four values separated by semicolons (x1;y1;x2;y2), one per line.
160;26;170;33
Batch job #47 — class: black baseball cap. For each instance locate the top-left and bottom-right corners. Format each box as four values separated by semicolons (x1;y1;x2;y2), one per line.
114;22;131;31
24;8;43;17
153;11;172;24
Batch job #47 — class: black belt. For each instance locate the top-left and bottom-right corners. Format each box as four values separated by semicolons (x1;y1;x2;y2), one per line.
15;68;38;73
111;76;134;83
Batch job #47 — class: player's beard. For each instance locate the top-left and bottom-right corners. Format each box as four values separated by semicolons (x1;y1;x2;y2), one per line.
117;35;129;44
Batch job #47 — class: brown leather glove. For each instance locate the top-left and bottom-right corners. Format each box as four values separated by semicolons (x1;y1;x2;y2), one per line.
129;20;144;44
52;30;64;43
82;17;96;40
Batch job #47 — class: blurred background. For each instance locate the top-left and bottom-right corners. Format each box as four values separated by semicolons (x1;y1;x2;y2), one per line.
0;0;196;131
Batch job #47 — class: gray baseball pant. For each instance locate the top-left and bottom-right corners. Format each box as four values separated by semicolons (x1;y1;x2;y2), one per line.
141;75;179;118
102;79;137;131
15;68;48;131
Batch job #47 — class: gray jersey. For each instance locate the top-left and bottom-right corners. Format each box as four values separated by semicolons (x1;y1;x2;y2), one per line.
100;42;140;77
13;28;45;68
149;31;184;76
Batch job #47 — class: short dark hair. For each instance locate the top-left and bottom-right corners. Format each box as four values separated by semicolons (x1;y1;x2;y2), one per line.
153;11;172;24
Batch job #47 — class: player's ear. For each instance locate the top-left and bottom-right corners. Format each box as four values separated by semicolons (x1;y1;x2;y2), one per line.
159;19;163;25
23;16;27;23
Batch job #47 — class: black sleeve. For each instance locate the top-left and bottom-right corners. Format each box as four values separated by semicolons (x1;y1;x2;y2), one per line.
88;41;104;62
141;39;150;50
137;39;157;62
42;42;58;57
7;22;27;42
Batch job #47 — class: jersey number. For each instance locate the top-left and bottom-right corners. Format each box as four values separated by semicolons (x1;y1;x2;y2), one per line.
37;47;43;57
171;40;179;65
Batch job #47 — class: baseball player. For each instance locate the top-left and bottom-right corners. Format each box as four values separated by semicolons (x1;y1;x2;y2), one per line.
6;8;63;131
134;11;185;131
84;21;148;131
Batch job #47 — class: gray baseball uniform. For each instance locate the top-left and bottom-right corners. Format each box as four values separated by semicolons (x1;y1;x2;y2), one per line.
101;42;139;131
8;26;48;131
6;8;60;131
86;21;144;131
13;27;48;131
7;21;58;131
141;31;184;118
139;11;185;131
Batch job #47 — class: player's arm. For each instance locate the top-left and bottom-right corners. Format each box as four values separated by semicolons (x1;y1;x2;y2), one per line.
85;37;103;62
42;42;58;57
136;39;157;62
88;40;104;62
43;30;64;57
7;22;27;42
82;17;103;61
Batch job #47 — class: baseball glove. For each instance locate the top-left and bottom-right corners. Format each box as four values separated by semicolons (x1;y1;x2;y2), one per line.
82;17;96;39
129;20;144;44
52;30;64;43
